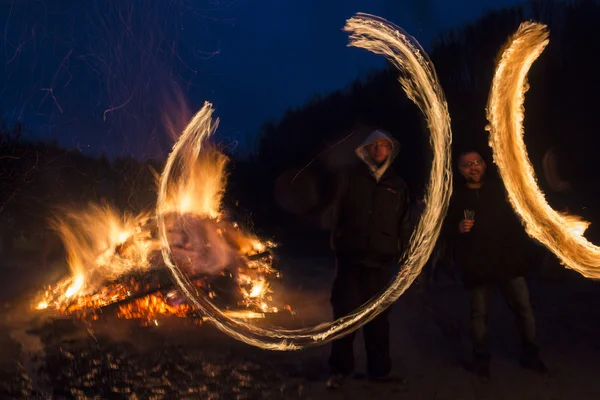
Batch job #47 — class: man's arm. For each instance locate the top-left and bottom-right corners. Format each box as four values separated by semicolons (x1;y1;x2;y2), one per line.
444;188;466;240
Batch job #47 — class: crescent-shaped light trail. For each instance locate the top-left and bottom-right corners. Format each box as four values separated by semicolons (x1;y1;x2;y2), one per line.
155;13;454;350
486;21;600;277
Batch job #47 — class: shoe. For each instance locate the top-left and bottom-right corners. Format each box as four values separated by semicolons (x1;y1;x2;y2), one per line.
474;362;491;380
368;373;407;385
521;356;549;375
326;374;346;390
471;352;491;380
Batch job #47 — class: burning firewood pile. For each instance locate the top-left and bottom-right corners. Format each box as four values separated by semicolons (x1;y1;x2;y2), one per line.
34;209;285;325
31;105;293;328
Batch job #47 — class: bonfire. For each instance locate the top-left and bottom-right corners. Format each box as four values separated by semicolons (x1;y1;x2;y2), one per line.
33;106;285;325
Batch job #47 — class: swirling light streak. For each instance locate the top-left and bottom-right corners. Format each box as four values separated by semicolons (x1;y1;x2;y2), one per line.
486;22;600;277
156;13;453;350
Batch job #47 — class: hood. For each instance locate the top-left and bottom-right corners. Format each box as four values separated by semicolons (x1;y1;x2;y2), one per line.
355;129;400;182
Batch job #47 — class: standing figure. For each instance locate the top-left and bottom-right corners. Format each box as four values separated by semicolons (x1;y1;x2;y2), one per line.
327;129;411;389
447;150;547;379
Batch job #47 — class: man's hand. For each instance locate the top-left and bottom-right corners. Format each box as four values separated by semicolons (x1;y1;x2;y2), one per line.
459;219;474;233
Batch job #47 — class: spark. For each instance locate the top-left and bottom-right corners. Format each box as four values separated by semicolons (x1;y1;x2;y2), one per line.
291;130;356;184
5;27;35;66
103;93;135;121
39;49;74;114
39;88;63;114
157;13;453;350
486;22;600;277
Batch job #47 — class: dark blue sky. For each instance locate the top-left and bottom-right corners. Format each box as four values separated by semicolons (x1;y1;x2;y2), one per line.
0;0;523;159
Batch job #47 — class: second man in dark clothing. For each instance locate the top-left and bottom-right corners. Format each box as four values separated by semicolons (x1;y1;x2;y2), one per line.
447;151;548;379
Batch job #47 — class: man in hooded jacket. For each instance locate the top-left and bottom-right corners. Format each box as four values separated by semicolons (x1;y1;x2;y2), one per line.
326;129;411;389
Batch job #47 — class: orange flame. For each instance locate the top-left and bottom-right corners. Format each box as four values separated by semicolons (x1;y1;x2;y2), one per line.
117;294;193;323
51;204;157;295
160;143;229;219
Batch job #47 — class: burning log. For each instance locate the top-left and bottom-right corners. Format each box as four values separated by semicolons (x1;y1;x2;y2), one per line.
59;250;275;323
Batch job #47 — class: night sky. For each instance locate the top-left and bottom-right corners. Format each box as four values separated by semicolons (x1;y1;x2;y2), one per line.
0;0;523;159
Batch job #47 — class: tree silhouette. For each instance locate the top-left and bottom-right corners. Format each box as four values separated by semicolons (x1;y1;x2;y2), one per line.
254;0;600;232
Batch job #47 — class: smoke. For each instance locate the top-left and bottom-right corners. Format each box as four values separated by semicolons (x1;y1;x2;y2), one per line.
168;214;238;276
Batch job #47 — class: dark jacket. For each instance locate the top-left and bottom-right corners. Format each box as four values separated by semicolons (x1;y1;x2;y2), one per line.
446;179;531;287
331;163;411;264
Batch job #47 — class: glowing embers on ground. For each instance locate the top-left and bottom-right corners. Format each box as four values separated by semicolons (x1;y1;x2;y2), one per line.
34;150;282;324
156;13;452;350
486;22;600;276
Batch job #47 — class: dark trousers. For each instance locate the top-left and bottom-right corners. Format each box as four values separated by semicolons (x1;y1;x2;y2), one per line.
469;276;538;362
328;258;395;378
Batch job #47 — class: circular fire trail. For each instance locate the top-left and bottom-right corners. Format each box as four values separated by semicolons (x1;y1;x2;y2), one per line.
486;22;600;277
157;13;453;350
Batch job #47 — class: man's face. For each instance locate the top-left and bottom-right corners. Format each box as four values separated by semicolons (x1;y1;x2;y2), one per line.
458;152;486;184
366;139;392;166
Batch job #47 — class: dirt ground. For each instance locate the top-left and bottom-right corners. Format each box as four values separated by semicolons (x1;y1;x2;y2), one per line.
1;249;600;399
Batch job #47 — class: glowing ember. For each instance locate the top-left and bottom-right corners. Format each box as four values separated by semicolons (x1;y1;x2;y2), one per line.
218;311;265;320
486;22;600;276
117;293;193;322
